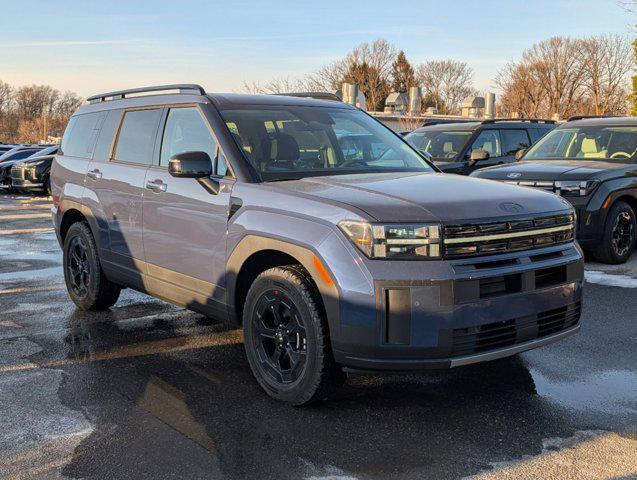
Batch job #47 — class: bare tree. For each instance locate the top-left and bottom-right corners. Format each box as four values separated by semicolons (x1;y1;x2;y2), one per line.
0;81;83;143
416;60;475;115
497;35;633;118
495;61;547;118
0;80;12;115
14;85;59;119
243;77;310;95
580;35;633;115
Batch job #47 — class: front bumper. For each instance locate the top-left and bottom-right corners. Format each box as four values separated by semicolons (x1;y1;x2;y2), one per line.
11;178;44;189
330;241;583;371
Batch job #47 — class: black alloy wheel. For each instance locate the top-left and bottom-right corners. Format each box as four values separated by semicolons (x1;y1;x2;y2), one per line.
251;289;307;384
68;235;91;298
610;211;634;258
242;265;345;405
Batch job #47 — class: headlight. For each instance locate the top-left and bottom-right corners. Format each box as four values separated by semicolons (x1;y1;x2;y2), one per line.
338;221;441;259
555;180;599;196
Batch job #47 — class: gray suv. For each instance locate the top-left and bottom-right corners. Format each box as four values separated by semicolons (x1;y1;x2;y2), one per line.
51;84;584;405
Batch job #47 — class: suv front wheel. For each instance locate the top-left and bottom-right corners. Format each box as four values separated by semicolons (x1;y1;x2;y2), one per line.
243;265;345;405
594;201;636;264
63;222;121;310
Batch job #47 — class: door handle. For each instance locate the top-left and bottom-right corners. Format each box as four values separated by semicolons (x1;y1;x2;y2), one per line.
146;179;167;193
87;169;102;180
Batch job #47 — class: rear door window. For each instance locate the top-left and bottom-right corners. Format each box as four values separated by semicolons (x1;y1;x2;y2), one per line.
470;130;502;157
501;129;530;155
93;109;123;161
114;109;162;165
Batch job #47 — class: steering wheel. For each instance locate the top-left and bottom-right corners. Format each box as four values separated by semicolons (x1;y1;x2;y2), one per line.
445;151;457;159
339;159;368;168
610;151;631;159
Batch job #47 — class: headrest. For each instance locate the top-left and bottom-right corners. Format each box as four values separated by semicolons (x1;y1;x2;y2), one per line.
581;138;598;154
264;133;300;162
443;142;453;153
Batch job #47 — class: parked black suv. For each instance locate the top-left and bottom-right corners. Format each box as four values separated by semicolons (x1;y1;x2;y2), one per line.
10;145;59;195
405;119;555;174
472;116;637;264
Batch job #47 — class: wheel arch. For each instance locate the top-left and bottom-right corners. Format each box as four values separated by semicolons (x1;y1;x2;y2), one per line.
226;235;340;336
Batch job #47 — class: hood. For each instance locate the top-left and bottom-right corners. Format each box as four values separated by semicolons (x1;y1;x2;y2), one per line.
472;160;630;182
269;172;571;223
19;155;53;167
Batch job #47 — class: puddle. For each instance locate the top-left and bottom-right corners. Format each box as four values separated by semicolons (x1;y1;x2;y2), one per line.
530;368;637;415
0;266;63;283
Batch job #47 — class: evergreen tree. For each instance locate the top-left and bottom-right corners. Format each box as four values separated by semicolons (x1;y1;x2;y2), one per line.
390;51;416;93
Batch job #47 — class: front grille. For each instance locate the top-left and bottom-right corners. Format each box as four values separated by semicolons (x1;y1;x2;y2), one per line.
450;302;580;356
444;214;575;258
505;180;555;192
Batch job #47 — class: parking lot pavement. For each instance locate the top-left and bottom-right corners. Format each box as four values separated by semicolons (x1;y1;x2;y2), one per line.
0;194;635;480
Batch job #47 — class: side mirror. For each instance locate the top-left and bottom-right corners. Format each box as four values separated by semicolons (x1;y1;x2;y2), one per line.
168;151;212;178
515;148;527;161
469;148;490;165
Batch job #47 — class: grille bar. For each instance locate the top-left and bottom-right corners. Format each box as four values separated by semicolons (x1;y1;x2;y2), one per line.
444;214;575;259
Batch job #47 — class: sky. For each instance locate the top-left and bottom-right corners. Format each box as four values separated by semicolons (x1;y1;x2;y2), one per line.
0;0;633;98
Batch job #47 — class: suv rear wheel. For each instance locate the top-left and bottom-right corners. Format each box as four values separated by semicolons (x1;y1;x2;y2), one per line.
243;265;345;405
63;222;121;310
594;201;636;264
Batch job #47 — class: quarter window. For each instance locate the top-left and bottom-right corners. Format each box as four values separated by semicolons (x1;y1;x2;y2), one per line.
114;109;162;165
61;112;105;158
160;107;217;167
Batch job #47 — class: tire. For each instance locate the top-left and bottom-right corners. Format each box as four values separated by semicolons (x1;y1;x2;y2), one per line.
43;177;51;196
243;265;345;405
63;222;121;310
593;201;636;264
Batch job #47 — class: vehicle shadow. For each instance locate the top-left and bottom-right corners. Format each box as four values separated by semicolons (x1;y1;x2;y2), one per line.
47;303;569;480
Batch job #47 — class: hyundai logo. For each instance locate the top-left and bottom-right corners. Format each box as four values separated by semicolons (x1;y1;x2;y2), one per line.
507;172;522;179
499;202;524;213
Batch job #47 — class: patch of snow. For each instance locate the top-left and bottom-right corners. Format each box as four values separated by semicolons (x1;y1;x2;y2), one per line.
585;270;637;288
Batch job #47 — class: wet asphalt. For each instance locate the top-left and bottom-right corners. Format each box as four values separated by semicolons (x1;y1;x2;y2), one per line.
0;193;635;480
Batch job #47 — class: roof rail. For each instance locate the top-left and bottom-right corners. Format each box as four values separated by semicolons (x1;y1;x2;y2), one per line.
275;92;342;102
481;118;556;124
420;119;477;127
566;115;619;122
87;84;206;103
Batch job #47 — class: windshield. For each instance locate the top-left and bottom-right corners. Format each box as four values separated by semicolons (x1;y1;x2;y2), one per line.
405;129;473;161
524;125;637;162
218;106;434;180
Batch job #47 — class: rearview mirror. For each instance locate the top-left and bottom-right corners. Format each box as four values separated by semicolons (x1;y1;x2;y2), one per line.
469;148;490;165
515;148;527;161
168;151;212;178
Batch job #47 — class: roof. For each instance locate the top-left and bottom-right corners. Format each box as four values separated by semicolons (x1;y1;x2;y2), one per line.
76;90;355;116
412;122;482;132
208;93;354;109
561;116;637;127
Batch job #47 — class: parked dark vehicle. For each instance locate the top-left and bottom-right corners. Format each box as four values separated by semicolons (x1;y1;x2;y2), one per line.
471;116;637;264
0;146;46;190
405;119;555;174
0;143;19;154
52;84;583;405
10;146;59;195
